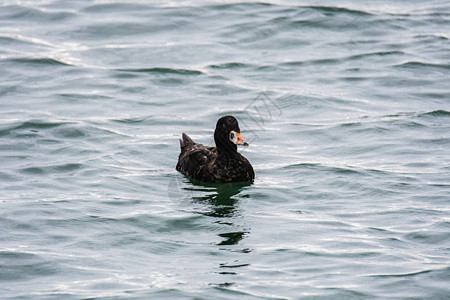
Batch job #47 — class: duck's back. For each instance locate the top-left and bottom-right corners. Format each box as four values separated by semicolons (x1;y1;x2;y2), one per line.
176;146;217;181
176;133;216;181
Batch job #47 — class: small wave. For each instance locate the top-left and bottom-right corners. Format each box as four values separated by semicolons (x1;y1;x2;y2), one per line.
0;120;70;137
414;33;449;41
0;250;59;280
0;250;37;260
112;117;147;124
221;22;276;44
394;61;450;71
117;67;202;75
59;93;113;101
4;57;73;67
369;269;433;278
1;5;75;22
404;231;450;244
418;110;450;117
209;62;254;70
417;137;450;145
282;162;319;169
20;163;84;175
282;51;403;67
111;115;203;127
82;3;150;13
340;122;362;127
0;35;48;48
282;162;363;175
53;127;88;138
302;5;373;17
210;2;273;12
412;92;448;100
347;51;404;60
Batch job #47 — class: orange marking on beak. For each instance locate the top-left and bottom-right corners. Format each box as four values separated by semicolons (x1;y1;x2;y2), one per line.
230;131;249;146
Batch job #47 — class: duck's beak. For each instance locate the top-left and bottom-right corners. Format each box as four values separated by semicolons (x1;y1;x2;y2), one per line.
230;131;249;146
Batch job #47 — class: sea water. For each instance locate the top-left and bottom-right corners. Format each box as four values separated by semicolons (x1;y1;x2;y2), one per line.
1;1;449;299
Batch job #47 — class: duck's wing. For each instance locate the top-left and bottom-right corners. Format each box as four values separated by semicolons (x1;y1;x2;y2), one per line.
176;133;217;179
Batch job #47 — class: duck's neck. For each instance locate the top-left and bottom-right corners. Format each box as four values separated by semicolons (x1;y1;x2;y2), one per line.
214;132;238;160
217;146;239;160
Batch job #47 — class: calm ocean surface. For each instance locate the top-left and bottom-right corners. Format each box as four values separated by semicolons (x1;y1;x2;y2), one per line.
1;1;449;299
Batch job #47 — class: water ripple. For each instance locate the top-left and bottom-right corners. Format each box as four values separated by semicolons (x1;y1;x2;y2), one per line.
117;67;203;75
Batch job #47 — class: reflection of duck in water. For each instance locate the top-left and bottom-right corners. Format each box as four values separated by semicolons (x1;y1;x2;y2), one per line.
186;181;249;246
176;116;254;183
183;177;246;217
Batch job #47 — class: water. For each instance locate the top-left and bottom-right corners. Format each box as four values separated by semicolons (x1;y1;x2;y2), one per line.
1;0;449;298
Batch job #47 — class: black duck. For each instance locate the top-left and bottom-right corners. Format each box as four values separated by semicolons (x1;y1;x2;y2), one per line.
176;116;254;183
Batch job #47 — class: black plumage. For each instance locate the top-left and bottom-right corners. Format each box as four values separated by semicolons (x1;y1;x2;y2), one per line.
176;116;255;183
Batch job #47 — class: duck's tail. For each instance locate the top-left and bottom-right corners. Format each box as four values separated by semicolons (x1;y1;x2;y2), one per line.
179;133;194;148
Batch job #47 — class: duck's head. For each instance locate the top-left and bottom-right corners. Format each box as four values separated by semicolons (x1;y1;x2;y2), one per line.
214;116;249;154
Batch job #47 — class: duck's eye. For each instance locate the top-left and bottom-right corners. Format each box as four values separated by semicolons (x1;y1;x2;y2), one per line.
229;131;236;143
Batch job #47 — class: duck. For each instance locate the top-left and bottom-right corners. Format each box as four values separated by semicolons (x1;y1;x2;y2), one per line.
176;116;255;183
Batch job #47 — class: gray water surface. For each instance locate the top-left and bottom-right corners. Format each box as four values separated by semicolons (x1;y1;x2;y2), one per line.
1;1;449;299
